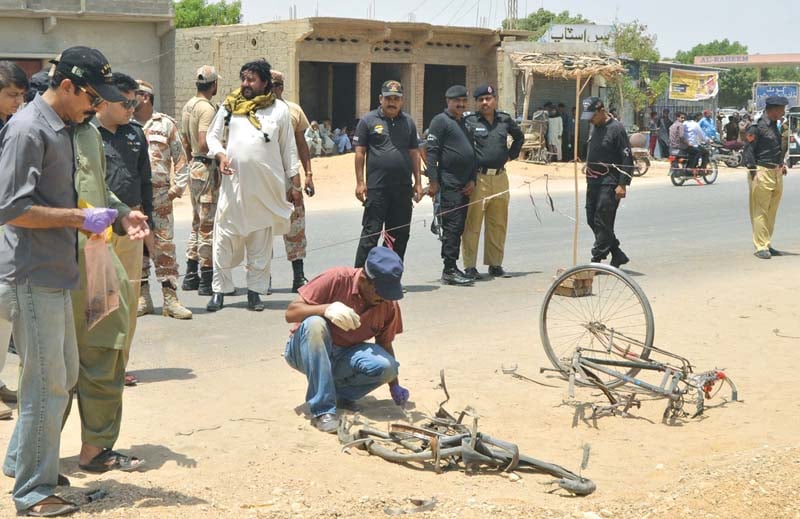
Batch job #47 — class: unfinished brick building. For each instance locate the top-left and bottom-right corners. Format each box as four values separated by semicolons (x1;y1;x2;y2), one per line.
171;18;531;130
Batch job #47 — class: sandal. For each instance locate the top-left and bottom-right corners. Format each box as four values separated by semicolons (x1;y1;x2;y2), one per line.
24;495;79;517
78;448;144;473
124;373;138;386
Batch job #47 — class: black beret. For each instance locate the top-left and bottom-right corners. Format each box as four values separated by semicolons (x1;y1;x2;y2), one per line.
473;84;496;98
765;96;789;107
445;85;468;99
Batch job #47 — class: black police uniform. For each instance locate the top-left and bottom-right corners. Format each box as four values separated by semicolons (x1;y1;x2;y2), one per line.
463;106;523;271
94;119;153;225
426;104;476;274
352;107;419;267
585;116;633;263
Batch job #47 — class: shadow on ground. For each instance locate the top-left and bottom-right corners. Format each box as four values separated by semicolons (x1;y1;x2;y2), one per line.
130;368;196;384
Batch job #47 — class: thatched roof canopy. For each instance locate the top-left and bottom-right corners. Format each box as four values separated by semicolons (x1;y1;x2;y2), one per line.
510;52;625;80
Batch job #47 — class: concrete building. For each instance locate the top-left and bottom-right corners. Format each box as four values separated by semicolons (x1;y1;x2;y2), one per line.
0;0;173;106
172;18;531;130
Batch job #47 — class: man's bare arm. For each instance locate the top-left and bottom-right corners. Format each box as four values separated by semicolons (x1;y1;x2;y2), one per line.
285;295;330;323
7;206;84;229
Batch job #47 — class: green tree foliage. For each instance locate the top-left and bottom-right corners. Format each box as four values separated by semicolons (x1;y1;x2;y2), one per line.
506;8;588;39
608;22;662;127
613;21;659;62
173;0;242;29
674;39;755;108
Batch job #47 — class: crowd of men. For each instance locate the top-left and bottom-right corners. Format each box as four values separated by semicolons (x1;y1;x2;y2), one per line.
0;41;792;515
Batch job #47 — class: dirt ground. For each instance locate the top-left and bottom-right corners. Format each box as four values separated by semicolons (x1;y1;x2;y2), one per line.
1;154;799;519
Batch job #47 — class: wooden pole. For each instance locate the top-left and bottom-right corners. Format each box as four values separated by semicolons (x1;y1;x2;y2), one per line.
522;71;533;121
572;74;580;265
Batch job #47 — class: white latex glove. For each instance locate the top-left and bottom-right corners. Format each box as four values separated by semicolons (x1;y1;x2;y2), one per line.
323;302;362;331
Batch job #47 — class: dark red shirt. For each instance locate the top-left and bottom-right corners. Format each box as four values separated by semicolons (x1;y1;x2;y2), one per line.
291;267;403;347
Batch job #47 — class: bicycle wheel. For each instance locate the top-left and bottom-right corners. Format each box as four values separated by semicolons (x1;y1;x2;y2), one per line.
703;160;718;184
669;168;685;186
539;264;655;388
633;157;649;176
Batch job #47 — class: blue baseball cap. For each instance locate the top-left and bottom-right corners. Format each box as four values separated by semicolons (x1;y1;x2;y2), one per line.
364;247;404;301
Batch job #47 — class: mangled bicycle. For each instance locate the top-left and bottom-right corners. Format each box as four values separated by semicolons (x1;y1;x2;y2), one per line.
539;264;738;423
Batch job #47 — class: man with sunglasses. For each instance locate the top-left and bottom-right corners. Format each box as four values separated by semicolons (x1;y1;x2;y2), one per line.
93;72;152;387
0;46;124;517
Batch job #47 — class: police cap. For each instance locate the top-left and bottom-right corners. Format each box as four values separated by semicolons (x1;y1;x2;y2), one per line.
445;85;468;99
473;84;496;99
580;96;604;120
765;96;789;108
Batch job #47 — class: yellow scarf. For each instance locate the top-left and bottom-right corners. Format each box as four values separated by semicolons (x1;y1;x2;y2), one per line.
223;88;276;130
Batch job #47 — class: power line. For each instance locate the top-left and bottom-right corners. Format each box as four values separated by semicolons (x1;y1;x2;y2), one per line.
431;0;461;24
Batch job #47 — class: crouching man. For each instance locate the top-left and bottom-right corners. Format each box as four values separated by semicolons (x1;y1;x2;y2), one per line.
284;247;410;433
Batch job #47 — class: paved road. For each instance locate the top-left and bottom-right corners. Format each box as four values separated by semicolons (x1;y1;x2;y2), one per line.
7;168;790;387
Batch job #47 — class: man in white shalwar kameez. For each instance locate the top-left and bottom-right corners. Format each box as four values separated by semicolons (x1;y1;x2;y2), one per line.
205;59;302;312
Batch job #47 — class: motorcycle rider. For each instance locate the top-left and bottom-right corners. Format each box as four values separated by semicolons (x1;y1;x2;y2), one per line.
724;114;743;150
685;113;710;171
699;109;720;141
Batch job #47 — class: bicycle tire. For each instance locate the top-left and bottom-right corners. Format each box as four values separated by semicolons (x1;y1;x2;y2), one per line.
633;157;649;176
539;264;655;388
703;160;718;184
670;169;685;186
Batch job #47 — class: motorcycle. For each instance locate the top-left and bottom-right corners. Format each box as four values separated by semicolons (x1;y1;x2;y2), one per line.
710;141;743;168
668;144;719;186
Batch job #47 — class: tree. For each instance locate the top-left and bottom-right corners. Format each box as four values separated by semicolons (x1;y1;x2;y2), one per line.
173;0;242;29
613;21;659;62
674;39;755;108
608;21;662;128
505;8;588;40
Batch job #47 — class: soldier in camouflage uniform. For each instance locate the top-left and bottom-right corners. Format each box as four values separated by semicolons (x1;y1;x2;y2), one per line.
180;66;220;296
271;69;314;292
133;80;192;319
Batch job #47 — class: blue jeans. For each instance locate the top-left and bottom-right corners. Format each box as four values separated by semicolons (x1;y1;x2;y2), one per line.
0;282;79;511
284;316;399;417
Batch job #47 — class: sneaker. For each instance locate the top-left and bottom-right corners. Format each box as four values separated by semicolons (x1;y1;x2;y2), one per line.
610;250;630;268
441;268;474;286
488;265;511;278
311;413;339;434
754;250;771;259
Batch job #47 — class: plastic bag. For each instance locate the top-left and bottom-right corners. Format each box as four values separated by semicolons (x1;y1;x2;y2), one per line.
84;234;120;331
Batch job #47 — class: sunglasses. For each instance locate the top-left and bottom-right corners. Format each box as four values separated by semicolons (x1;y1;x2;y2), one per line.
119;98;139;110
77;85;104;108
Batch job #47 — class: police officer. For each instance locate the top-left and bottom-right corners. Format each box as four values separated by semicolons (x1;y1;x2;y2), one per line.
743;96;789;259
462;84;523;280
133;79;192;319
353;80;423;267
581;96;634;267
426;85;476;286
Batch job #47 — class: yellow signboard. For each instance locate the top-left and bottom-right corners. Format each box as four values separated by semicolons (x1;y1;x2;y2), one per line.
668;69;719;101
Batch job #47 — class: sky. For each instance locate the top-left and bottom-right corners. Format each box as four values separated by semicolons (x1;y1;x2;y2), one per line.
241;0;794;59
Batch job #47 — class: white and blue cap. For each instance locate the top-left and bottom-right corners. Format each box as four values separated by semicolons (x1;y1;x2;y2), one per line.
364;247;404;301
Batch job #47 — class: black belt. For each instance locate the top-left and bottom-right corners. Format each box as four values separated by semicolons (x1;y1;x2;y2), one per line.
479;167;505;175
193;156;212;165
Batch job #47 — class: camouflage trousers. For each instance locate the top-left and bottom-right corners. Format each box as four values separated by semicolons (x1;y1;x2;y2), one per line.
186;162;219;268
282;203;307;261
142;186;179;286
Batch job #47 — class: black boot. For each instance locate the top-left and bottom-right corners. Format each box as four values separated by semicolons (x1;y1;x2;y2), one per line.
206;293;224;312
198;267;213;296
181;259;199;291
291;259;308;293
247;290;265;311
441;267;474;286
